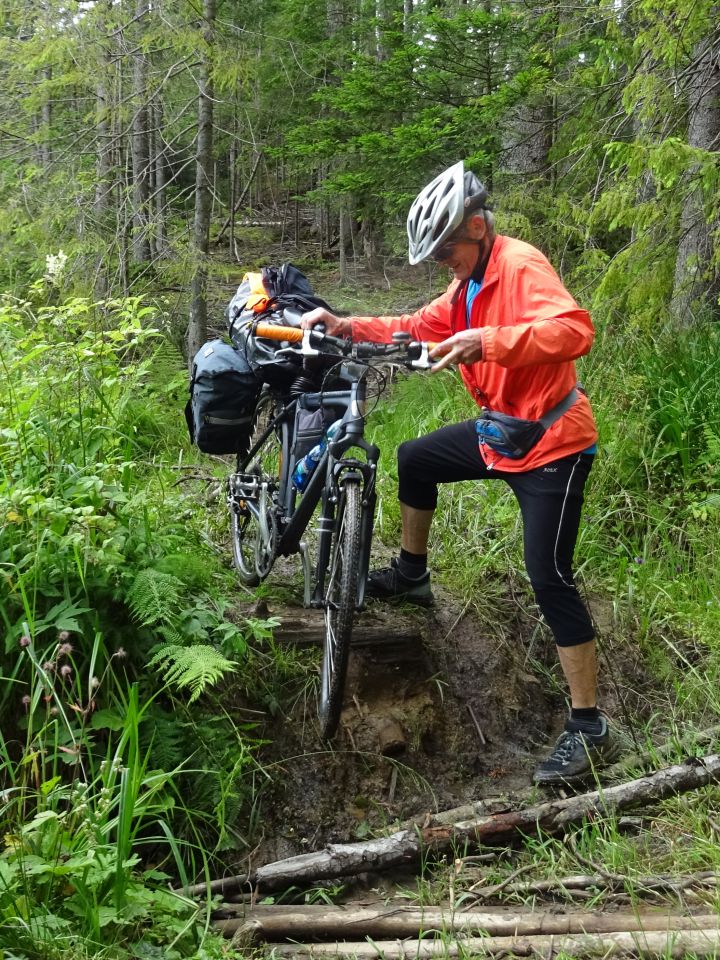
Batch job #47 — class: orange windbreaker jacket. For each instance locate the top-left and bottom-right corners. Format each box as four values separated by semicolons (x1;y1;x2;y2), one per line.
350;235;598;472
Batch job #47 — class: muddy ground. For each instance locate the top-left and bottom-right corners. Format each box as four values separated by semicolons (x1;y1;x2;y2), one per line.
232;569;657;873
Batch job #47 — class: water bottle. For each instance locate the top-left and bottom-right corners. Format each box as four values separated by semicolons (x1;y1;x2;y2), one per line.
292;419;343;492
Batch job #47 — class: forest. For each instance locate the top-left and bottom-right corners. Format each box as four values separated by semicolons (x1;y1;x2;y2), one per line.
1;0;719;957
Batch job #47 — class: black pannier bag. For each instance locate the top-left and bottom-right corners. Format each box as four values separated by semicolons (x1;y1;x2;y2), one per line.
226;262;336;390
185;339;262;455
261;263;334;314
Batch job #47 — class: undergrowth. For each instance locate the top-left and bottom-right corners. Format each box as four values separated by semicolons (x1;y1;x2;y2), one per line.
0;292;273;956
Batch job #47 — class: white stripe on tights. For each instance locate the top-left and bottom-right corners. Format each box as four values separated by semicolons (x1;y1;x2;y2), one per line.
554;453;583;588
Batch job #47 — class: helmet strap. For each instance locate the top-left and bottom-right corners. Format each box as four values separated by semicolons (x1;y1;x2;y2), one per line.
470;236;495;283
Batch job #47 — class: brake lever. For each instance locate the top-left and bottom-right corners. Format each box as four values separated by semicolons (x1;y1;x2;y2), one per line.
274;345;303;359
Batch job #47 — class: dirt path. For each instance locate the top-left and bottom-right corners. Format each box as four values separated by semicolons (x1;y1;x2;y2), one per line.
237;581;575;868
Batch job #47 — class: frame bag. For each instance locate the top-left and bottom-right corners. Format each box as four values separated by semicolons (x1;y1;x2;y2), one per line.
185;339;261;455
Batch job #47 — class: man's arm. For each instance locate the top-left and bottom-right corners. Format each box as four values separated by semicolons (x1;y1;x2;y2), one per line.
481;259;594;368
302;286;457;346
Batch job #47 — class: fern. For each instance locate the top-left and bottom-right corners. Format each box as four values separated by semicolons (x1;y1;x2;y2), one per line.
155;553;212;591
148;643;236;702
127;569;184;626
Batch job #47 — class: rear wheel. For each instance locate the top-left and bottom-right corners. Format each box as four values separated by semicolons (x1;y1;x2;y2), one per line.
319;478;362;739
229;392;283;586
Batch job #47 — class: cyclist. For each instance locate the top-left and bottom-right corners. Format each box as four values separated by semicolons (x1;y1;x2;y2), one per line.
301;160;615;785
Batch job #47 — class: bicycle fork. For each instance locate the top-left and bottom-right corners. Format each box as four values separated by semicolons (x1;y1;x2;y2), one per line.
311;438;379;609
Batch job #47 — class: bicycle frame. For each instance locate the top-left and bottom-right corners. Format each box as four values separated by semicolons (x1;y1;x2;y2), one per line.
231;365;379;609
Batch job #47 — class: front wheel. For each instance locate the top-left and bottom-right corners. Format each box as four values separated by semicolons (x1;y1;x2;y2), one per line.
319;478;362;739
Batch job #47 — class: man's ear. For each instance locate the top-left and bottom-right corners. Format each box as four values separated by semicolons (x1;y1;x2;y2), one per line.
466;213;487;240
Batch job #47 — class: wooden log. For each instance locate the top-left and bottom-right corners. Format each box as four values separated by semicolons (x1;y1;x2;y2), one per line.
213;905;719;942
255;755;720;892
272;613;422;649
264;929;720;958
180;755;720;897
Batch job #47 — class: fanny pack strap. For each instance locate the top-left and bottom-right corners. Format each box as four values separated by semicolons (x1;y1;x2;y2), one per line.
538;386;579;429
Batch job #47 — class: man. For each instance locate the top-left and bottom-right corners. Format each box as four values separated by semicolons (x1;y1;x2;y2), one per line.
302;160;615;785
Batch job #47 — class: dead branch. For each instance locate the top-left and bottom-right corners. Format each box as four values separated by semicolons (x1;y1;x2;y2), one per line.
179;754;720;897
460;871;720;904
215;150;263;243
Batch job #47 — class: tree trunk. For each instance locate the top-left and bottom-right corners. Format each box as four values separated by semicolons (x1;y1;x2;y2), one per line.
670;24;720;325
151;96;168;258
131;0;151;264
338;205;347;285
40;65;52;168
228;137;236;258
187;0;216;363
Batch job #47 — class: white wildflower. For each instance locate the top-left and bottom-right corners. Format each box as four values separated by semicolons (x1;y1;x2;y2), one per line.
44;250;68;286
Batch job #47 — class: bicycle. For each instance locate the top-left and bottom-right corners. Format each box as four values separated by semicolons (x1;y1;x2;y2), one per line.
226;320;435;739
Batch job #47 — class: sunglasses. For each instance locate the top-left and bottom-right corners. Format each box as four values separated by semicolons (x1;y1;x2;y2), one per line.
432;233;476;262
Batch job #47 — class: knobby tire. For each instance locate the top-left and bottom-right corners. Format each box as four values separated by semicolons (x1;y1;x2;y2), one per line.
319;478;362;739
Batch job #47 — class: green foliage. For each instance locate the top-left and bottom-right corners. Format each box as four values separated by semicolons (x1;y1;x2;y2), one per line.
0;635;227;959
148;644;236;703
128;570;186;628
0;290;271;956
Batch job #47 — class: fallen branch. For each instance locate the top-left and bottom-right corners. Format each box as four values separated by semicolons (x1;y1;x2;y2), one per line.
214;904;718;942
263;928;720;958
461;870;720;903
215;151;263;243
179;754;720;897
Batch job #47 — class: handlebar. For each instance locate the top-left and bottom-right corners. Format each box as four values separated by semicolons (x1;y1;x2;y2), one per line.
251;320;438;370
254;322;304;343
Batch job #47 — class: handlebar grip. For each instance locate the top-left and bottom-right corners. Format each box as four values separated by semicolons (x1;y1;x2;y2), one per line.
254;322;304;342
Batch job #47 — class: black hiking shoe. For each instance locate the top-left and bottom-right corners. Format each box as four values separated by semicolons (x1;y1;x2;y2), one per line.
533;715;618;786
366;558;435;608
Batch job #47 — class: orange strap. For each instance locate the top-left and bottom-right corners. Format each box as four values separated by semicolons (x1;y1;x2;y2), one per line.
254;322;303;342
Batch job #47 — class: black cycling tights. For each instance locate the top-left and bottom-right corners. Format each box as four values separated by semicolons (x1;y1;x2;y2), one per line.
397;420;594;648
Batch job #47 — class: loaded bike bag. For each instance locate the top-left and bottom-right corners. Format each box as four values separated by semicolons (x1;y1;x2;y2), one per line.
475;387;579;460
185;339;261;455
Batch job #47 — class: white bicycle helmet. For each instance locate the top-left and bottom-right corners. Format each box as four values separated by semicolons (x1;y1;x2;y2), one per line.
406;161;489;265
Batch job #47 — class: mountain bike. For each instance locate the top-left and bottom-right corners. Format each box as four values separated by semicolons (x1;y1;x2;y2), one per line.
226;321;434;739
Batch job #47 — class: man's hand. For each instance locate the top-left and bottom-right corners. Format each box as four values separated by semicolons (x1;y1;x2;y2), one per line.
429;329;484;372
301;308;353;339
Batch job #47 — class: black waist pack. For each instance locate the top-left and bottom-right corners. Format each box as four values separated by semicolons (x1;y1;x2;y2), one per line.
185;339;262;455
475;387;579;460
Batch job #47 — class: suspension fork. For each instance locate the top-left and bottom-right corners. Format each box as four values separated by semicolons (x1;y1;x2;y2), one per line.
312;437;379;608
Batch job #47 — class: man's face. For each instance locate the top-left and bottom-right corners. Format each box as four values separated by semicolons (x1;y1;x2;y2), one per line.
433;214;488;280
